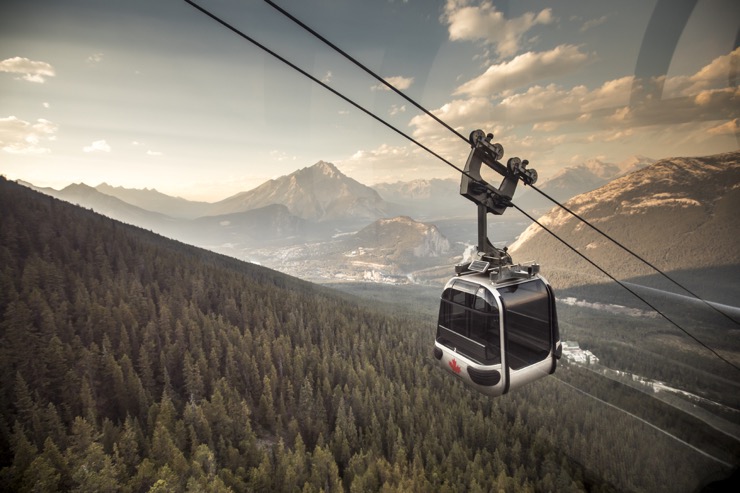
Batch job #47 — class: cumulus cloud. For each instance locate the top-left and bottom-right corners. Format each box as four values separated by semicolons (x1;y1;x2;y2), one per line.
0;116;58;154
707;118;739;135
338;143;444;183
443;0;553;58
346;143;414;162
409;97;497;140
398;44;738;177
371;75;414;91
663;47;740;97
0;56;56;83
83;140;111;153
455;44;589;96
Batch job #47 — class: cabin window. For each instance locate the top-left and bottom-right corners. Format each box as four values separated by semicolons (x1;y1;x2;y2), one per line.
437;281;501;364
499;280;552;370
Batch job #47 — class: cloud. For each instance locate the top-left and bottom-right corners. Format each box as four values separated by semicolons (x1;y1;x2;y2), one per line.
707;118;739;135
269;150;297;161
371;75;414;91
663;47;740;97
83;140;111;153
400;46;739;180
146;150;163;156
322;70;332;83
409;96;497;140
455;45;589;96
389;104;406;116
0;116;57;154
443;0;553;58
0;56;56;83
87;53;104;63
532;121;563;132
338;143;446;183
580;15;608;32
346;143;414;162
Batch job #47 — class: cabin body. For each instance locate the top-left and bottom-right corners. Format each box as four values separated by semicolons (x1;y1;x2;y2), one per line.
433;272;561;396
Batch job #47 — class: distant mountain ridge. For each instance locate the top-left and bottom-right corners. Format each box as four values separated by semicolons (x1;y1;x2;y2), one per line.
256;215;455;283
209;161;395;222
509;151;740;288
352;216;451;261
95;183;210;219
27;182;176;232
517;155;656;214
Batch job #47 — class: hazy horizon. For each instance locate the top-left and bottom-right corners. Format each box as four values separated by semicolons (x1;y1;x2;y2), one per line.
2;0;738;201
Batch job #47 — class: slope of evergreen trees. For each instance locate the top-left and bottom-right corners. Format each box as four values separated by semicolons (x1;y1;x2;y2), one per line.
0;177;735;492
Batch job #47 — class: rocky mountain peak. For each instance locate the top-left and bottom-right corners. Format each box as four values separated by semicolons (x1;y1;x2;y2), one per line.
210;160;392;222
509;151;740;286
313;160;341;178
354;215;450;258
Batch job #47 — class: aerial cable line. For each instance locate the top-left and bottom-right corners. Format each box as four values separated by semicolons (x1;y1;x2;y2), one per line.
180;0;740;374
529;183;740;326
263;0;739;326
511;203;740;373
182;0;466;179
553;377;734;467
262;0;470;144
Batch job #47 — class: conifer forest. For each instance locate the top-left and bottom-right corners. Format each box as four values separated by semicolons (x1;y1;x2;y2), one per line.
0;177;738;492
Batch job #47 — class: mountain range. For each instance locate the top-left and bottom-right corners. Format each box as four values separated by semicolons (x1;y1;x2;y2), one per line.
206;161;397;222
509;151;740;290
18;152;736;288
515;155;656;215
5;174;736;493
20;162;458;282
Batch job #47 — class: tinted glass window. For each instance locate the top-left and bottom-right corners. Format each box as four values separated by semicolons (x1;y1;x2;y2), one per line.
499;280;552;370
437;283;501;364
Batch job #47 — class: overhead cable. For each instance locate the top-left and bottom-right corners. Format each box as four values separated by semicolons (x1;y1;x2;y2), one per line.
180;0;740;373
529;183;739;325
262;0;470;144
511;204;740;373
181;0;465;179
263;0;739;326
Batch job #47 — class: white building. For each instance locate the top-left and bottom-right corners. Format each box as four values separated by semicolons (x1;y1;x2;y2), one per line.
562;341;599;365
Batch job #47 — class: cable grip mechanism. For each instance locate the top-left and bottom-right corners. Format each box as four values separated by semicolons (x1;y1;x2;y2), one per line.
457;129;539;268
460;129;537;216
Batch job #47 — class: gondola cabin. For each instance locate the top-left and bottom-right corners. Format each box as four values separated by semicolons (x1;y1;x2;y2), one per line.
432;128;561;395
433;264;561;396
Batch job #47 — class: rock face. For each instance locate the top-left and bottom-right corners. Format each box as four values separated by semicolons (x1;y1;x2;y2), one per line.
352;216;451;260
516;155;656;214
209;161;393;222
508;151;740;287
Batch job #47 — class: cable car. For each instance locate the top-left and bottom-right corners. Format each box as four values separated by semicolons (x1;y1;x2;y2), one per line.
433;130;561;396
434;263;561;396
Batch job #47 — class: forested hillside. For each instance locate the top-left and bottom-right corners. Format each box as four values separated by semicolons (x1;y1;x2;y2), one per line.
0;177;735;492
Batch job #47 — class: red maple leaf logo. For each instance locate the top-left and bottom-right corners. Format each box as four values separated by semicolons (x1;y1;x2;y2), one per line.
449;358;462;374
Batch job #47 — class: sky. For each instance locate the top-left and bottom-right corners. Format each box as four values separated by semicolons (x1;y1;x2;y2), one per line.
1;0;738;201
